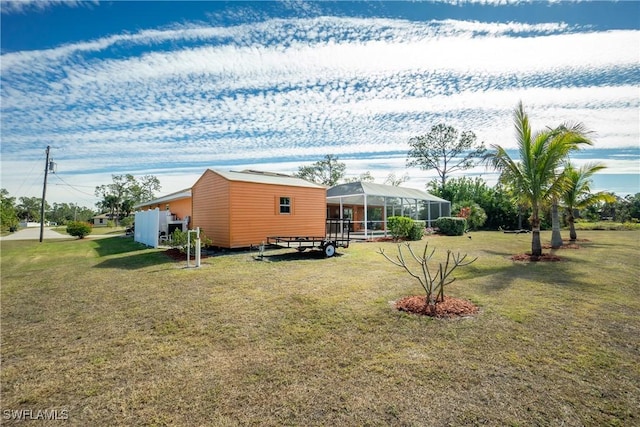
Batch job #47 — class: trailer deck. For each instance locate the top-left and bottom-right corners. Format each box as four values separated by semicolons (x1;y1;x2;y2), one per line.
267;219;351;257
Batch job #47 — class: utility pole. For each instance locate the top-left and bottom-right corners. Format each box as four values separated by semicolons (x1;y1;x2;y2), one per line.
39;146;51;243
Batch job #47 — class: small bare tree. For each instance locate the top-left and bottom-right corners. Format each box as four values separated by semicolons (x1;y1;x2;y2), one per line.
379;243;477;307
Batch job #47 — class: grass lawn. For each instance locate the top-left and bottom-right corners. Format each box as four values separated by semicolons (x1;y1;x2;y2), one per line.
1;231;639;426
53;225;128;236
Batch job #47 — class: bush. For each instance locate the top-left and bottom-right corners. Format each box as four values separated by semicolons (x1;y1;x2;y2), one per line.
387;216;414;240
434;217;467;236
168;229;212;253
387;217;426;241
408;220;425;241
66;221;92;239
453;201;487;230
120;216;134;228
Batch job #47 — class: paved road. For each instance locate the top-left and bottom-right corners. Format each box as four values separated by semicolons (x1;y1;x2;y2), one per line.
1;227;72;241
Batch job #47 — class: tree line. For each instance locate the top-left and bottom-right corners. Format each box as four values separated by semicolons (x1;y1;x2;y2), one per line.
1;174;162;232
294;102;639;257
1;189;96;231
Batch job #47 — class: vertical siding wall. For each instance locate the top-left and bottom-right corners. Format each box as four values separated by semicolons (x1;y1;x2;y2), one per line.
192;170;231;247
192;170;327;248
228;181;326;248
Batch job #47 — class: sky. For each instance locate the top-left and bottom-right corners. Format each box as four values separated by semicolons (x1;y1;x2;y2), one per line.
1;0;639;207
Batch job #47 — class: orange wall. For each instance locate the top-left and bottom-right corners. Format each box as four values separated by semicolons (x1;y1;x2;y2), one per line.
192;170;230;247
138;198;192;226
192;170;326;248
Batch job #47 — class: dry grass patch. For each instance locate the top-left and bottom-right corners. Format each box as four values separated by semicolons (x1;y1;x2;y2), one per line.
1;231;639;426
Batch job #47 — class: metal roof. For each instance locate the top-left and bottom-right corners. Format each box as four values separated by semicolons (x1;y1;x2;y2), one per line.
133;188;192;209
327;181;449;203
214;169;326;189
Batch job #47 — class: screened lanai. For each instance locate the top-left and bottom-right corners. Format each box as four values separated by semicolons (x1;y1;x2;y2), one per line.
326;181;451;239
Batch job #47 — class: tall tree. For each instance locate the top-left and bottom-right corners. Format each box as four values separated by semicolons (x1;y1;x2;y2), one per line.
95;174;161;225
1;189;19;231
561;162;615;241
427;177;521;230
17;196;47;222
295;154;346;186
344;171;375;183
407;124;486;192
486;102;593;256
384;172;409;186
128;175;161;204
549;123;596;248
50;202;95;224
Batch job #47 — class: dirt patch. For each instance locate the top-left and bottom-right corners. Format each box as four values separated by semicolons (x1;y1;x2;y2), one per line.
164;248;210;261
395;295;478;318
511;253;562;262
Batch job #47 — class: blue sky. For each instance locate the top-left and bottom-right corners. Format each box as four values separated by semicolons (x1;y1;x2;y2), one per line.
1;0;639;206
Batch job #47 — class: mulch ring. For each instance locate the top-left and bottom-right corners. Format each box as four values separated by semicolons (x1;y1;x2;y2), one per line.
542;239;591;250
164;248;210;261
513;239;592;261
371;235;441;243
395;295;479;319
511;253;562;262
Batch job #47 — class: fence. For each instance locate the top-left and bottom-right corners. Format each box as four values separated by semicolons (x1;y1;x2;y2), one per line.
134;208;160;248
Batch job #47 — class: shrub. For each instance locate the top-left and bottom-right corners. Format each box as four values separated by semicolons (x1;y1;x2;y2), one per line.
434;217;467;236
408;220;425;241
168;229;212;254
387;217;425;241
453;201;487;230
387;216;414;240
120;216;134;228
66;221;92;239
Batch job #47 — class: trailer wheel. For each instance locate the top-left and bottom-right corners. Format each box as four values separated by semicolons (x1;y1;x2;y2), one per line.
296;247;307;252
323;243;336;257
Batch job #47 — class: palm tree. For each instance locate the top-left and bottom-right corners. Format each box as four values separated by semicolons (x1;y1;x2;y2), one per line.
486;102;593;256
561;162;615;241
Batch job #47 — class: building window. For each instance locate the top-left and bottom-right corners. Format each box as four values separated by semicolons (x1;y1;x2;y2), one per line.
279;197;291;214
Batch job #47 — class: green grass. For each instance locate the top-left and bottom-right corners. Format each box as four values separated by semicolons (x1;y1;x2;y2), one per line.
1;231;639;426
573;221;640;231
53;225;128;236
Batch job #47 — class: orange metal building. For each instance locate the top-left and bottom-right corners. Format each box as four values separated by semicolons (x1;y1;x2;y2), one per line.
192;169;327;248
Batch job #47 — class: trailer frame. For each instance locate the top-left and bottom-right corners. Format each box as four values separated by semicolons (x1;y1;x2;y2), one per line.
267;219;351;257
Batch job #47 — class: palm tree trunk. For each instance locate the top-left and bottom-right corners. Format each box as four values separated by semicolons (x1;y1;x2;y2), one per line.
518;205;523;230
568;215;577;241
551;200;563;248
531;209;542;256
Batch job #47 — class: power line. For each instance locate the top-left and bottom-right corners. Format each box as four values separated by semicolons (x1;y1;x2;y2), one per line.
52;174;96;197
13;153;44;195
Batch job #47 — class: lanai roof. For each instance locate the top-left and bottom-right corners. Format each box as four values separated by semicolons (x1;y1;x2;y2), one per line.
327;181;449;204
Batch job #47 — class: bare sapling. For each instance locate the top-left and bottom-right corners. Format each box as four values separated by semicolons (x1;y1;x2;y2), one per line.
378;242;477;307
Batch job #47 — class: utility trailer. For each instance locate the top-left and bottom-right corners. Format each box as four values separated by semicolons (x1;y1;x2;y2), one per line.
267;219;351;257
